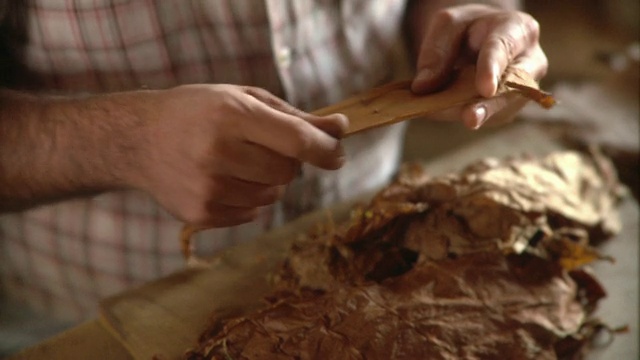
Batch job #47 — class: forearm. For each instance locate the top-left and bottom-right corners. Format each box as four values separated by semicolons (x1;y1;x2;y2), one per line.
406;0;522;58
0;89;149;211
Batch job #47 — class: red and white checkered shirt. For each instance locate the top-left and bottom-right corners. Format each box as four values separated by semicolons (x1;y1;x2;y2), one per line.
0;0;409;321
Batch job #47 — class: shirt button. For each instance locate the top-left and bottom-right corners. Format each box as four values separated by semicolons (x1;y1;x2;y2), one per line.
277;46;292;68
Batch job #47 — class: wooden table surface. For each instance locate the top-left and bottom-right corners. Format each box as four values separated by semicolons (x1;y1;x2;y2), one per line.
9;123;639;360
8;321;131;360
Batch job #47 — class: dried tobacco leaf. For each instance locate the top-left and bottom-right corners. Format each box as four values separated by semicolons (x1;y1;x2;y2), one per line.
502;67;557;109
185;151;623;360
344;201;428;243
546;233;615;271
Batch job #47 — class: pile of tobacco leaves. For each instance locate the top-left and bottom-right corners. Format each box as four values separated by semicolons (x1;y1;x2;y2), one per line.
185;151;627;360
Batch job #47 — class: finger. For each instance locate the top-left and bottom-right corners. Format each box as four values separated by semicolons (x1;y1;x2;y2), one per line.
243;86;309;118
304;113;349;139
417;106;464;123
474;13;541;97
200;203;260;228
463;47;547;129
241;97;346;170
461;92;528;130
214;140;300;185
208;176;285;208
412;5;495;94
508;45;549;80
198;174;284;209
243;86;349;138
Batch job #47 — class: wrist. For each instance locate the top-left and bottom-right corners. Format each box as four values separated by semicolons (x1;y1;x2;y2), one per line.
45;90;158;193
0;88;161;211
85;90;160;191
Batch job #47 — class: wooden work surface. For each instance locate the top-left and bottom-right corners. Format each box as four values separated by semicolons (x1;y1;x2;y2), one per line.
9;123;639;360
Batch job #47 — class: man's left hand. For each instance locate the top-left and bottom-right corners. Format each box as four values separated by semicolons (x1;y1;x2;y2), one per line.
411;4;548;129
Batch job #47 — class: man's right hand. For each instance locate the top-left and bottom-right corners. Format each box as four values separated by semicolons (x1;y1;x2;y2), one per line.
126;85;348;227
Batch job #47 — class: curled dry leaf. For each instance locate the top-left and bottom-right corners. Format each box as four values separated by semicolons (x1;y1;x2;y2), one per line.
502;67;557;109
184;151;624;360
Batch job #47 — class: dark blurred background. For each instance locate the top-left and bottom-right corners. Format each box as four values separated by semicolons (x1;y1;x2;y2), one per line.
526;0;638;82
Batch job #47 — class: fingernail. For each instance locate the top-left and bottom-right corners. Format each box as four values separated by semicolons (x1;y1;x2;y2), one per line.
473;106;487;129
490;63;501;95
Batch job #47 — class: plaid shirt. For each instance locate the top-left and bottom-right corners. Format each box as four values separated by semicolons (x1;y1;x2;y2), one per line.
0;0;409;321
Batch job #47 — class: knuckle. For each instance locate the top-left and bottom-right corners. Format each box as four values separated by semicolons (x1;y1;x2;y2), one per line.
211;91;233;112
424;46;448;64
492;34;517;59
217;89;252;115
243;86;270;100
536;49;549;78
528;18;541;39
244;86;293;113
431;9;457;29
520;14;540;44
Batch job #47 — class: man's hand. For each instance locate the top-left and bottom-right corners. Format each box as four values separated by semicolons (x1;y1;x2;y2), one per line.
0;86;347;228
410;3;548;129
130;85;347;227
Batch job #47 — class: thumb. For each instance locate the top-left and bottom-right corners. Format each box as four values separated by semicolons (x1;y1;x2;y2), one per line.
303;113;349;139
242;86;348;138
